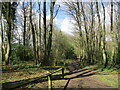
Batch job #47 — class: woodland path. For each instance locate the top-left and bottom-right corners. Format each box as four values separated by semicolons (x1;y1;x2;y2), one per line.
16;68;118;89
63;68;114;89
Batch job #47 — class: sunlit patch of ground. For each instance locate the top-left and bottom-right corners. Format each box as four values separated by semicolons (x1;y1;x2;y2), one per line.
94;74;118;88
52;79;68;88
2;64;119;89
2;64;49;83
20;68;119;89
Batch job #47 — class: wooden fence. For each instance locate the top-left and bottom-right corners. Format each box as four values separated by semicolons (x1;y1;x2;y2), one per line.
47;67;65;89
2;67;65;89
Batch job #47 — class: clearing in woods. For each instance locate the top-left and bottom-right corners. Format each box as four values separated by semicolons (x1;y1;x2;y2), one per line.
19;66;119;89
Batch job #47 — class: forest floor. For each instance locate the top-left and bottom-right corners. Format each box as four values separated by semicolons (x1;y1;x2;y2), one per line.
2;63;119;89
18;66;119;89
62;69;118;89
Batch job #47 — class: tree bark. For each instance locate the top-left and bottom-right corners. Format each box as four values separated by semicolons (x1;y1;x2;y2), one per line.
30;2;37;65
111;1;113;31
0;3;4;62
47;1;55;66
80;2;89;62
80;2;88;45
90;2;95;64
23;2;26;46
96;2;101;50
102;2;108;68
5;2;11;65
38;2;41;63
0;3;2;63
23;2;27;60
43;0;47;65
117;2;120;66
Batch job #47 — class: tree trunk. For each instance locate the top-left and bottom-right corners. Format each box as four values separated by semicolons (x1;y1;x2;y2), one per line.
110;1;115;67
23;2;26;46
102;3;108;68
96;2;101;50
90;2;95;64
0;3;4;62
0;2;2;63
80;2;89;62
43;0;47;65
111;1;113;31
35;23;39;61
117;2;120;66
47;1;55;66
5;2;11;65
38;2;41;63
23;2;26;60
76;2;82;37
30;2;37;65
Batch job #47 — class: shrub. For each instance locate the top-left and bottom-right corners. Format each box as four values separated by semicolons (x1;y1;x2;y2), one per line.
11;44;34;64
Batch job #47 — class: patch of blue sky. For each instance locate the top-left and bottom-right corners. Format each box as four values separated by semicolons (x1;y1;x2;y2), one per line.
55;8;68;29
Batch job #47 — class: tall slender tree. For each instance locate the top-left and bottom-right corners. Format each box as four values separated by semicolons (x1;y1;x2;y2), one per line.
90;2;95;64
0;3;4;62
47;1;56;65
80;2;88;46
38;1;41;63
111;1;113;31
30;2;37;64
43;0;47;65
101;2;108;68
23;2;26;46
76;2;83;60
2;2;17;65
0;2;2;63
96;1;101;50
117;2;120;66
80;2;90;62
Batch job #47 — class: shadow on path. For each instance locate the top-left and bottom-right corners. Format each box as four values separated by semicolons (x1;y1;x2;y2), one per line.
62;69;97;89
2;68;97;90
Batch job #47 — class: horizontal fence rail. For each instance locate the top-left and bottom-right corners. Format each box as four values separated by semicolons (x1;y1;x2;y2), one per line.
47;68;65;90
2;67;65;89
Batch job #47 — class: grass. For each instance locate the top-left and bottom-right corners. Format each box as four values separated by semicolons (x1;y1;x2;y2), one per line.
2;69;49;83
85;65;119;73
85;65;119;88
22;69;68;89
2;64;46;83
3;61;119;89
95;75;118;88
2;61;66;84
52;79;67;88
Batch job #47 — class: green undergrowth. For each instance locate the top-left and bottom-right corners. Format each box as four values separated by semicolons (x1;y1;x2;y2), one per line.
3;63;64;72
85;65;119;73
97;68;119;73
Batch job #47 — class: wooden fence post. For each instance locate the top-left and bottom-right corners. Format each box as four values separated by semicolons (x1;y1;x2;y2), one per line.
48;74;52;90
62;68;64;79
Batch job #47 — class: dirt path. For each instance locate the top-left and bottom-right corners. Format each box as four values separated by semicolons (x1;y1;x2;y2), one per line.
63;69;113;89
18;68;118;89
